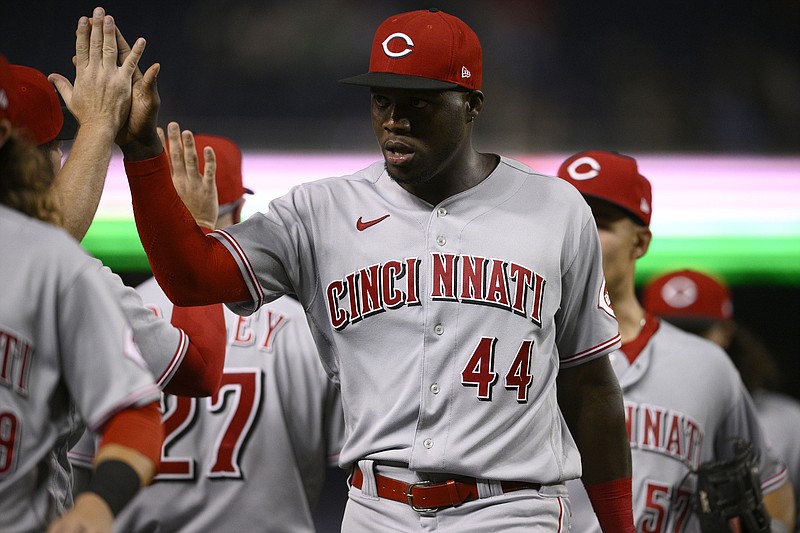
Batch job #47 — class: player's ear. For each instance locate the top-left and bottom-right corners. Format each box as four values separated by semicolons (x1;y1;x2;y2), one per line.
0;119;12;149
465;90;484;123
232;199;245;225
632;225;652;260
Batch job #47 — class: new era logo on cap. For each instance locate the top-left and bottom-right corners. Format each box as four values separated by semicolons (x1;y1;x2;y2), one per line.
340;9;482;91
556;150;653;226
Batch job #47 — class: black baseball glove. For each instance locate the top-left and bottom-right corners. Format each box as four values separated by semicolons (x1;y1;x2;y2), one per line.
694;439;771;532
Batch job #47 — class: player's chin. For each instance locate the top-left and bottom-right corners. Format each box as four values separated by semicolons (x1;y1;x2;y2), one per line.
384;162;428;186
383;153;422;183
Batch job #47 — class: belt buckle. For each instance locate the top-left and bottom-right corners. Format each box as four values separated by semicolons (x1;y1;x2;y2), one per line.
407;480;438;513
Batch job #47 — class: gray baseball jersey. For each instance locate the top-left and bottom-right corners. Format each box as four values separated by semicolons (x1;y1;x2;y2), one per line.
94;263;194;387
753;389;800;532
67;260;217;467
71;277;345;533
566;318;788;533
212;156;621;483
0;205;159;532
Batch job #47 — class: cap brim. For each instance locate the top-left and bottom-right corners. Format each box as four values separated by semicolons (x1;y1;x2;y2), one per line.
662;315;719;332
583;194;648;226
339;72;458;90
56;105;78;141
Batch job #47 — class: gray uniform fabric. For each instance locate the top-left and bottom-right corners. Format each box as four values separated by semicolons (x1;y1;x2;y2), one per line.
754;389;800;532
212;156;621;484
567;320;788;533
71;278;345;533
0;205;159;533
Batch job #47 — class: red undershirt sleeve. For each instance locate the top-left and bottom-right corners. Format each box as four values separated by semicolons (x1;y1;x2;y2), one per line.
163;302;227;397
124;152;250;306
585;476;636;532
98;401;163;467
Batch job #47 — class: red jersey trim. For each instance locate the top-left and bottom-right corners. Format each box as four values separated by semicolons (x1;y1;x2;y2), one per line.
619;312;660;365
155;328;188;389
561;333;622;366
211;229;265;309
761;466;789;493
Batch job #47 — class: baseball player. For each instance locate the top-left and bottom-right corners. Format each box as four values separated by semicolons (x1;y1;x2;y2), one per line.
71;127;346;533
556;150;794;532
643;269;800;531
0;51;162;533
111;8;638;531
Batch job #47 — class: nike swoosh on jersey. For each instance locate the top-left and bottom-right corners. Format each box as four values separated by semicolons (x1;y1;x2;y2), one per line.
356;214;391;231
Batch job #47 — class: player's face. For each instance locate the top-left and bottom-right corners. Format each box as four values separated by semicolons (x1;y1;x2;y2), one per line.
587;199;649;299
370;88;472;187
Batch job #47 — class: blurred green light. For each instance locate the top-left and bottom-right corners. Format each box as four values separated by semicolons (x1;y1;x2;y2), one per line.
82;219;800;286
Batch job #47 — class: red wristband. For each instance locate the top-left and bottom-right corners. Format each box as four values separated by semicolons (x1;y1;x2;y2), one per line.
585;476;636;533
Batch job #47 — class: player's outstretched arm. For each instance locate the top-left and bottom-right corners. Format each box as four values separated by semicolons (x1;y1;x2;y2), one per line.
155;124;227;394
126;145;248;306
47;402;162;533
48;8;148;241
111;21;247;307
558;355;635;533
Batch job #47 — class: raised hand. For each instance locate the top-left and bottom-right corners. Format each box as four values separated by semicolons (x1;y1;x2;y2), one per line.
48;7;145;142
160;122;218;229
113;25;161;151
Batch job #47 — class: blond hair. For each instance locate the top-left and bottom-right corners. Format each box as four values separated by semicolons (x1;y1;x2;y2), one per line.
0;130;61;224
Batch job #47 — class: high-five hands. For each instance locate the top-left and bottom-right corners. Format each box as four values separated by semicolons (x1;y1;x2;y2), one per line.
48;7;149;142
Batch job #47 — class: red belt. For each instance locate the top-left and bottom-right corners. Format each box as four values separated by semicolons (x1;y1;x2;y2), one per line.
351;467;541;512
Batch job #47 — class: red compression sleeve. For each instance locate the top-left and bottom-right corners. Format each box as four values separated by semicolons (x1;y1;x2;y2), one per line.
163;303;226;397
99;402;163;466
124;152;250;306
585;476;636;533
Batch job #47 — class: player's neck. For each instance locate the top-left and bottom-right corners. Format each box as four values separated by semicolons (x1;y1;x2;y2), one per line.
610;293;646;344
402;152;498;206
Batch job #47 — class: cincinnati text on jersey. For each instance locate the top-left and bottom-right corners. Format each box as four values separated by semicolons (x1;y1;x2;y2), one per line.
0;328;33;397
625;401;704;470
325;253;547;331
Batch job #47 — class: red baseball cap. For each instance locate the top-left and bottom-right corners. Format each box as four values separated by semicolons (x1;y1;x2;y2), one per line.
0;54;14;123
339;8;481;90
642;269;733;323
556;150;652;226
11;65;77;145
186;134;253;206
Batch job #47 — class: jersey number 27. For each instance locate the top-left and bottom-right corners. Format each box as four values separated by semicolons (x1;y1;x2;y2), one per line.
156;368;262;481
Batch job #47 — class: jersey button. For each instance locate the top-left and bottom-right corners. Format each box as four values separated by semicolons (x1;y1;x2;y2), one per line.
423;438;434;449
434;324;444;335
430;383;440;394
436;235;446;246
437;207;447;217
